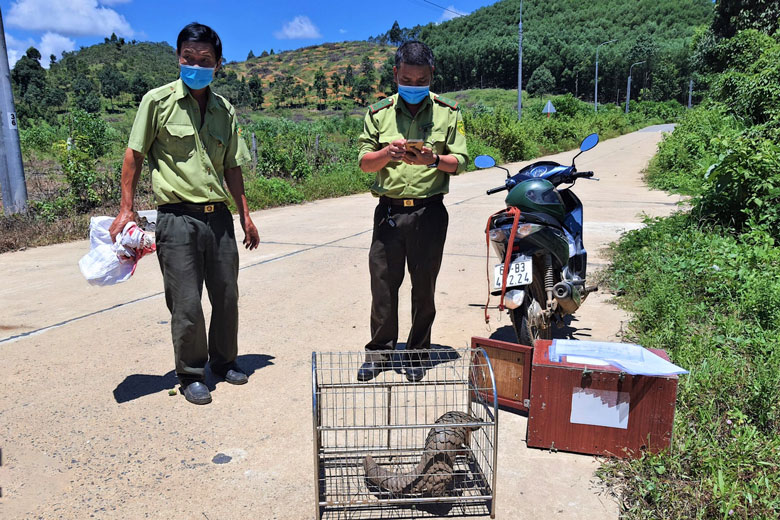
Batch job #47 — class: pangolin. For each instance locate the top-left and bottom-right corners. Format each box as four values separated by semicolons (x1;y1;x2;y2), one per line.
363;411;481;496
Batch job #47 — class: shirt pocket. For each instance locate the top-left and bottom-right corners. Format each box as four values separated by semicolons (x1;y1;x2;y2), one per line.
378;133;404;148
427;131;448;155
205;127;227;169
161;123;196;159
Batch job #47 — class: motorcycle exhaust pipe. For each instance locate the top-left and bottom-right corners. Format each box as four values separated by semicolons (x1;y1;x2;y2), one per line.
553;281;581;314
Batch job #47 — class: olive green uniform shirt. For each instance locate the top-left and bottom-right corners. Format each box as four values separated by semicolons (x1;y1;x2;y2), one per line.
128;79;251;205
358;92;469;199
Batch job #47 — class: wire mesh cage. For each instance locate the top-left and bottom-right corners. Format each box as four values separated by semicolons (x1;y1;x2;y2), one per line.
312;348;498;519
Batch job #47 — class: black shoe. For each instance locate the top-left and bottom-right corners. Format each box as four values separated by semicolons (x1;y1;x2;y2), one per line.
182;381;212;405
405;366;426;383
357;360;389;382
214;364;248;385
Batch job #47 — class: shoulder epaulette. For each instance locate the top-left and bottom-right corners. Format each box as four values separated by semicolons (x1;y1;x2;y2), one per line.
369;97;394;114
434;95;459;110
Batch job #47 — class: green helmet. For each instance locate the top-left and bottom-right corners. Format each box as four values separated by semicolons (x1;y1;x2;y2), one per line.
505;178;566;222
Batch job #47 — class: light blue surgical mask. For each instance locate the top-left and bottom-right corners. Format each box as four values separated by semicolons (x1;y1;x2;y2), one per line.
180;64;215;90
398;84;430;104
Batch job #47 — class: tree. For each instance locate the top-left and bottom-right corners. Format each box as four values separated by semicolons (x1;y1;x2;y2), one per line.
389;21;402;46
526;65;555;95
361;55;376;84
98;64;126;109
129;73;152;102
248;75;264;110
247;50;255;60
313;67;328;107
344;64;355;89
352;76;373;105
72;75;101;113
11;47;46;97
330;73;341;97
49;54;57;67
378;56;394;94
260;50;269;58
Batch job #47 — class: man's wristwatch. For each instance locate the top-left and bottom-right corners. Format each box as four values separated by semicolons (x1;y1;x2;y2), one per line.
427;154;440;169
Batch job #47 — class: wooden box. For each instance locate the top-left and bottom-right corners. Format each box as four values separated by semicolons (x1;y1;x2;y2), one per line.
470;337;533;412
527;340;678;458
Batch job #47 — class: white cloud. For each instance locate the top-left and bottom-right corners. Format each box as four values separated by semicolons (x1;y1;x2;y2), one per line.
274;16;321;40
7;0;134;37
339;29;347;34
440;5;468;22
4;31;75;69
98;0;131;4
4;33;35;68
39;32;76;65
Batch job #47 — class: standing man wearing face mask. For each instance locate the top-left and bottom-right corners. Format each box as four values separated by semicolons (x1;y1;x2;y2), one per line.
109;22;259;405
356;41;469;383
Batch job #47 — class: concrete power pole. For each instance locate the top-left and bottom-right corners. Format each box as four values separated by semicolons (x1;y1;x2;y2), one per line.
0;8;27;214
517;0;523;120
688;79;693;108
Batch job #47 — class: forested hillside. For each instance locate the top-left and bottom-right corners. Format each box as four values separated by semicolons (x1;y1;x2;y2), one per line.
379;0;713;103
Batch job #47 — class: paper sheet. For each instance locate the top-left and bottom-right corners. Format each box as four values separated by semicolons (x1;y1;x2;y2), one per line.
550;340;688;376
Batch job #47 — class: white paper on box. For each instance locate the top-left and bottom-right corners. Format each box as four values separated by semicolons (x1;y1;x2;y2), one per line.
570;387;630;429
550;340;688;376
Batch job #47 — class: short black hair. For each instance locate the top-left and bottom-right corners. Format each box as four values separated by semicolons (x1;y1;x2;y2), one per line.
177;22;222;62
395;41;435;69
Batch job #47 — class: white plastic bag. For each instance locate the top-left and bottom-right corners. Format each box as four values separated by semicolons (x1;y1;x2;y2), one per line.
78;217;156;286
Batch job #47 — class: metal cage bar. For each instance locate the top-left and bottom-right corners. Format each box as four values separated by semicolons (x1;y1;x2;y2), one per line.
312;348;498;519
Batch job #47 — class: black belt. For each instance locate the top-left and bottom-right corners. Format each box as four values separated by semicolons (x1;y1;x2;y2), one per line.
379;194;443;208
158;202;226;214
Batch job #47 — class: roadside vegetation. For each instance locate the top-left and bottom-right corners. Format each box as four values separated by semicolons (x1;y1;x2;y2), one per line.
598;3;780;517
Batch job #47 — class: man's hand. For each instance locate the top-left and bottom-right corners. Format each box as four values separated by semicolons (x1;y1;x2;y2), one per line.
403;145;436;166
240;216;260;250
109;208;136;243
386;138;407;162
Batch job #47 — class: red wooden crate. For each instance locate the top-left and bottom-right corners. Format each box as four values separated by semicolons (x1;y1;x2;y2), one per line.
471;337;533;412
527;340;678;458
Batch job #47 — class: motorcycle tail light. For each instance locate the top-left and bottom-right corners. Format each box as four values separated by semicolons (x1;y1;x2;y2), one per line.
489;228;507;242
515;223;542;238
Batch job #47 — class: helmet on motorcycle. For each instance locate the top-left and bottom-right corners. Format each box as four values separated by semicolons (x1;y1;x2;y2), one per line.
505;178;566;222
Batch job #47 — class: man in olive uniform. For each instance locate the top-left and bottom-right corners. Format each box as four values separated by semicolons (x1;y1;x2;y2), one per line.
109;23;259;405
357;41;469;383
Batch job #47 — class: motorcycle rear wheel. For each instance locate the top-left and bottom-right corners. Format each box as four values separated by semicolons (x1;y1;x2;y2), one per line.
508;262;552;346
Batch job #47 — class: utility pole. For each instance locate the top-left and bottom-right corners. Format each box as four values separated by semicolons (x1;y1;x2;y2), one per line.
688;79;693;108
594;39;617;113
625;61;645;114
517;0;523;120
0;8;27;214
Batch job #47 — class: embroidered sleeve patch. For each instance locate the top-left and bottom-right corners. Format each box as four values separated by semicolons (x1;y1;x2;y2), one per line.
457;119;466;136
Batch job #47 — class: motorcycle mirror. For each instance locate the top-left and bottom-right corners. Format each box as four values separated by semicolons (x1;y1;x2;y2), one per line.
571;133;600;167
579;133;599;152
474;155;496;169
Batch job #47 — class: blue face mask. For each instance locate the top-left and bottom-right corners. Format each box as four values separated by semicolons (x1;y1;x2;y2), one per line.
398;84;430;104
180;65;215;90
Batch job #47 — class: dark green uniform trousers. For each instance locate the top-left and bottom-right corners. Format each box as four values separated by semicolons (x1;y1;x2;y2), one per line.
155;203;239;385
365;199;449;363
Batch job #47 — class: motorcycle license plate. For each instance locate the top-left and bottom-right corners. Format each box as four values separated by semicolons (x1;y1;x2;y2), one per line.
493;256;532;290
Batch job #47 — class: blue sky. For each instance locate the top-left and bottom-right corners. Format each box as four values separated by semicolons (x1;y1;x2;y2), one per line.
1;0;496;68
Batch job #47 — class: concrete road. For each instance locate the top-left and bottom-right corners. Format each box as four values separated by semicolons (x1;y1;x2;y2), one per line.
0;126;682;519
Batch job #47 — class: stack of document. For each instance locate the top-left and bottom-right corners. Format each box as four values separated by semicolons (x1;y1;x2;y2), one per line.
549;340;688;376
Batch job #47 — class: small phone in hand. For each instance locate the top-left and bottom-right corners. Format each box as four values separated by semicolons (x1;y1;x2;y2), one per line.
404;139;424;152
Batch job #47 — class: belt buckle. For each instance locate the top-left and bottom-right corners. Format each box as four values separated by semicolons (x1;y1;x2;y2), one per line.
403;199;414;207
204;204;215;213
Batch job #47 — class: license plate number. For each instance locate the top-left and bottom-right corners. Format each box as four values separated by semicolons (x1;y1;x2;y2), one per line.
493;256;532;290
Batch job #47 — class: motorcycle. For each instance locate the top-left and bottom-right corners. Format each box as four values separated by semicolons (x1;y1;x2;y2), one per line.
474;133;600;346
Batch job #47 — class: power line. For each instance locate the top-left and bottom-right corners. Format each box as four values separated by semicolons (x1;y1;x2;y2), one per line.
418;0;467;18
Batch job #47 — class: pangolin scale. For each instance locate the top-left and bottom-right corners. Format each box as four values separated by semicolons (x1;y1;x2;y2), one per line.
363;411;481;496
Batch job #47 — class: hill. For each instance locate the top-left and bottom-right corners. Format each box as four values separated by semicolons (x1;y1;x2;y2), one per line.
224;41;395;109
376;0;713;103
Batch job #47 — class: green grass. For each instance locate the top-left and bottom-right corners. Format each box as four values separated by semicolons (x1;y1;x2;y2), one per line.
601;214;780;518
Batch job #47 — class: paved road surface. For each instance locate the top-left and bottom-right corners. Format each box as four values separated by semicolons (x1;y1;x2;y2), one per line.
0;127;682;519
